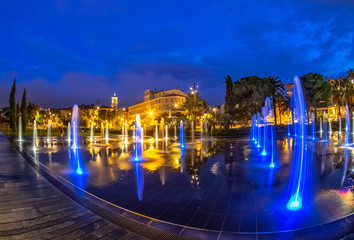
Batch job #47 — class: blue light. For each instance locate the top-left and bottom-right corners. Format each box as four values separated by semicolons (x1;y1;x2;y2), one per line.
269;162;275;168
76;164;83;175
261;150;267;156
287;197;302;211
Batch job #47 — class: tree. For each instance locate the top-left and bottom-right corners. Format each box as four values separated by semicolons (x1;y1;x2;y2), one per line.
224;75;235;115
21;89;27;134
264;76;285;125
184;92;207;118
9;77;16;132
300;73;330;122
331;78;345;116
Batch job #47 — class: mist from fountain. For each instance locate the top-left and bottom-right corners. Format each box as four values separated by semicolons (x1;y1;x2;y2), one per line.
323;111;328;142
33;120;38;151
180;120;185;148
345;105;350;146
287;76;309;211
134;114;143;161
311;112;316;140
47;120;51;143
18;116;22;142
256;113;261;148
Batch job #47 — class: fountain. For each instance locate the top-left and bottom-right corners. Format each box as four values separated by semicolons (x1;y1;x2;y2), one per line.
320;117;323;134
287;120;291;137
125;120;128;144
47;120;51;143
33;120;38;151
134;114;142;161
311;112;316;140
70;105;83;175
339;116;342;136
323;111;328;143
250;115;255;141
329;119;332;135
121;124;124;142
180;120;185;148
345;105;350;146
261;106;268;156
204;121;208;138
155;125;158;142
165;124;168;142
352;111;354;135
90;124;94;142
18;116;22;142
174;125;177;139
287;76;309;211
256;113;261;148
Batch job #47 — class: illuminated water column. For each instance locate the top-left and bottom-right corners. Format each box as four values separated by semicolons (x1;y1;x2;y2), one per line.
165;125;168;142
90;124;94;142
134;114;142;161
200;120;203;142
329;119;332;135
155;125;158;142
180;120;185;148
320;117;323;138
33;120;38;151
125;120;128;144
105;122;109;144
18;116;22;142
133;161;144;201
70;104;83;175
256;113;261;148
339;116;342;136
269;117;276;168
311;112;316;140
352;111;354;135
174;125;177;139
47;120;51;144
121;124;124;142
191;121;195;141
261;106;268;156
287;120;291;137
345;105;350;146
323;111;328;142
250;115;255;141
287;76;308;211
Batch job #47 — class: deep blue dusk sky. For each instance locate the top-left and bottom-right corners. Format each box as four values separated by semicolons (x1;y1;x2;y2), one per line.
0;0;353;108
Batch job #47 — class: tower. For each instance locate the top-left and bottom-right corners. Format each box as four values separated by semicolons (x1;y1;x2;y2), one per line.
111;93;118;110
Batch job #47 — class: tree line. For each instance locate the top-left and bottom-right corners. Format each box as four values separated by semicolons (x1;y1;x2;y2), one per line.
224;69;354;125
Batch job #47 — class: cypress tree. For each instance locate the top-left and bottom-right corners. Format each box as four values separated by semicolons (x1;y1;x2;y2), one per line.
224;75;235;115
21;89;27;134
9;78;16;132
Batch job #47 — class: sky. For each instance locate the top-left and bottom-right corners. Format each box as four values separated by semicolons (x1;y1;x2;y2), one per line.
0;0;353;108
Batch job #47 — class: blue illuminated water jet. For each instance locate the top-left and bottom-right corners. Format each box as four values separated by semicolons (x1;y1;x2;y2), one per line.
134;114;143;161
323;111;328;143
311;112;316;141
345;105;350;146
69;105;84;175
287;120;291;137
287;76;309;211
256;113;261;148
180;120;185;148
261;105;269;156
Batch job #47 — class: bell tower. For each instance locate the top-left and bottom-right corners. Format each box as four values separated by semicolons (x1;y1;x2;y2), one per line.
111;93;118;110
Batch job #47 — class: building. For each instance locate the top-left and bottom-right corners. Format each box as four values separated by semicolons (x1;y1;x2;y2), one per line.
128;88;188;124
111;93;118;110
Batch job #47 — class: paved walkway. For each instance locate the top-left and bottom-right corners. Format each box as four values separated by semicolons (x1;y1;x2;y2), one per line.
0;132;168;240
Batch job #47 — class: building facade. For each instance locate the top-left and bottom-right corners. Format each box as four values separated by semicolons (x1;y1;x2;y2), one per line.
128;89;187;124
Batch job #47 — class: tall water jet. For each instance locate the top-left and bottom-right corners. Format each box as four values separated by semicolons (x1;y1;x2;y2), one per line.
253;114;258;143
125;120;128;144
121;124;124;142
329;119;332;135
47;120;51;143
18;116;23;142
134;114;142;161
67;122;71;142
345;105;350;146
287;76;309;211
261;106;268;156
251;115;255;141
90;124;94;142
71;105;79;149
311;112;316;140
180;120;185;148
33;120;38;151
256;113;261;148
339;116;342;136
141;127;144;151
155;125;158;142
323;111;328;142
174;125;177;139
204;121;208;138
165;125;168;142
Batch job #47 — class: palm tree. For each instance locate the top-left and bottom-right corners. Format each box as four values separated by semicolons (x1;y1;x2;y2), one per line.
264;76;285;125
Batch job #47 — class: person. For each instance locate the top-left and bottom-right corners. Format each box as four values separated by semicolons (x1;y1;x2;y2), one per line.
61;126;64;137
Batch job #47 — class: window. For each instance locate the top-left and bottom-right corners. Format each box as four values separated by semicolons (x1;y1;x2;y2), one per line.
171;98;173;102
